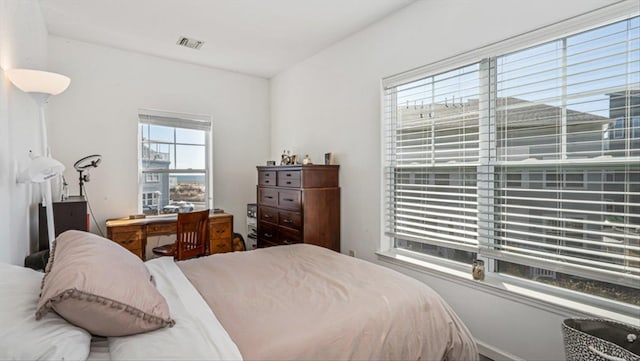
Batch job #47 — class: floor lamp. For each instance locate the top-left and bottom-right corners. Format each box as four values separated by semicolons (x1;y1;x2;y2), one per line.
6;69;71;249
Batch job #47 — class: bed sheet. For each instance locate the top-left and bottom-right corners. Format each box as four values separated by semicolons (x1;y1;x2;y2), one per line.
178;244;479;360
107;257;242;360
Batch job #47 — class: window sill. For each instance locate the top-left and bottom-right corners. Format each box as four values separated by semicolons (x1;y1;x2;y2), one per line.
376;249;639;326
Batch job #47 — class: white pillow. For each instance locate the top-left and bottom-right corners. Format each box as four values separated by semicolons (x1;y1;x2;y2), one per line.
0;262;91;360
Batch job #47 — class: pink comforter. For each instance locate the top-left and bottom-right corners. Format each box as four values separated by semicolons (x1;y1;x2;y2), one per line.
178;244;478;360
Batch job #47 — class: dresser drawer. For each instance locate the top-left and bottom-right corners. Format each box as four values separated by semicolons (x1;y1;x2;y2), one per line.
257;238;280;248
147;222;176;236
258;170;276;186
259;206;279;224
278;226;302;245
258;221;278;243
278;209;301;230
277;170;301;188
258;187;278;207
278;189;301;211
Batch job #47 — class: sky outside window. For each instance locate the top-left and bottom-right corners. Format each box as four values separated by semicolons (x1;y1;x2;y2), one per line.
142;124;206;170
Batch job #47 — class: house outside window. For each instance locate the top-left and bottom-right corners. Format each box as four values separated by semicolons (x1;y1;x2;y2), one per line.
139;109;212;215
383;16;639;308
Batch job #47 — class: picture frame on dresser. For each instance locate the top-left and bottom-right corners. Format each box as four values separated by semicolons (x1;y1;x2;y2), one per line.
324;152;333;165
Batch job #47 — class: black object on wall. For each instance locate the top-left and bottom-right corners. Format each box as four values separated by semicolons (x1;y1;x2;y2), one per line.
38;196;88;251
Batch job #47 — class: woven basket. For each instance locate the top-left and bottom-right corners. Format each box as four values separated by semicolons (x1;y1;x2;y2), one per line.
562;318;639;361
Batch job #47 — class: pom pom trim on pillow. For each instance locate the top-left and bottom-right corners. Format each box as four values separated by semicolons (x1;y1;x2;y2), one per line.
36;288;175;327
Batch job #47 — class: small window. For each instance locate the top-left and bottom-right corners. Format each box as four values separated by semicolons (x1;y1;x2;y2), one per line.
145;173;159;183
632;116;640;139
544;172;585;189
613;117;625;139
139;110;211;215
506;173;522;188
565;173;585;188
434;173;450;186
544;172;561;188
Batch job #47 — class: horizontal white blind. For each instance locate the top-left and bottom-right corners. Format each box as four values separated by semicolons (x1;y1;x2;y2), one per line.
138;110;211;131
383;15;639;289
481;17;640;288
384;63;485;252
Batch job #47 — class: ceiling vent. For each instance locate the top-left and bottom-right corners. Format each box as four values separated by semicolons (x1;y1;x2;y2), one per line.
176;36;204;50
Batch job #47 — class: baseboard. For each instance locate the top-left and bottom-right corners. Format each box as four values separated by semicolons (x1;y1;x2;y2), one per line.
476;339;524;361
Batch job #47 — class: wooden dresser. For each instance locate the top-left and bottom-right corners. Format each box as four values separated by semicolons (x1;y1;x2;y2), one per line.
106;212;233;260
256;165;340;252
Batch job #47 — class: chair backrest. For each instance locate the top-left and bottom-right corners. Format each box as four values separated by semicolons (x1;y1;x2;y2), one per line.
175;209;209;261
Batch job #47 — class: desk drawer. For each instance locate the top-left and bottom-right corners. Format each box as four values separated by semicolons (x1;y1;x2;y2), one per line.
258;171;276;186
277;170;301;188
278;189;301;211
128;248;143;259
210;238;232;254
210;221;231;239
111;234;143;252
147;222;176;236
109;226;144;250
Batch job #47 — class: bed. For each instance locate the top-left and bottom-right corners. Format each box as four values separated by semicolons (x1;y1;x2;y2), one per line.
2;231;478;361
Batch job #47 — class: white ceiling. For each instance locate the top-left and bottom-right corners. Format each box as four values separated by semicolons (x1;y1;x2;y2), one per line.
39;0;415;78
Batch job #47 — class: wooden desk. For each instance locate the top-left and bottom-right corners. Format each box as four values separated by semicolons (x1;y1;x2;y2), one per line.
106;212;233;260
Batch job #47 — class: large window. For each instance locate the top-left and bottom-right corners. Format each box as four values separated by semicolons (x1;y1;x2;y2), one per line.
383;16;639;306
138;110;212;215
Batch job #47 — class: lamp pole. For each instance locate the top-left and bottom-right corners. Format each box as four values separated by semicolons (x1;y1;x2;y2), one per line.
38;98;57;246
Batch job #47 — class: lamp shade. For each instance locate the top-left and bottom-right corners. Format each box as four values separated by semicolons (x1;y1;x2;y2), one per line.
17;155;65;183
5;69;70;95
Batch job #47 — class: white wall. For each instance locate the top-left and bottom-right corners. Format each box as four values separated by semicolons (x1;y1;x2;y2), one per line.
270;0;624;359
0;0;50;264
49;36;269;234
46;37;269;238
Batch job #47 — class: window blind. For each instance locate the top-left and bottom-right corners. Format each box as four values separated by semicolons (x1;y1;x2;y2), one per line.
480;17;640;288
138;109;211;131
383;15;639;289
384;63;486;252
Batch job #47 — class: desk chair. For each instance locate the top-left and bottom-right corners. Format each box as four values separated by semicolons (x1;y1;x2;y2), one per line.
152;209;209;261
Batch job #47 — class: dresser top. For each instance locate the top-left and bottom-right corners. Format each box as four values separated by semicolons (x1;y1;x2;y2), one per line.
256;164;339;171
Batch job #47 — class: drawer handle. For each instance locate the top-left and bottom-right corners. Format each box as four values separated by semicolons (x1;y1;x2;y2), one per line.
122;239;134;245
264;214;272;218
264;233;273;238
216;229;225;234
265;196;274;199
264;180;270;183
283;198;294;202
282;239;292;245
283;219;292;224
286;181;292;184
286;173;291;176
216;243;225;248
265;174;271;177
